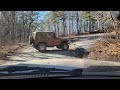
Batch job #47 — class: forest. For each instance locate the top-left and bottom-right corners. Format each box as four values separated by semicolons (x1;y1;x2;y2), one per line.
0;11;119;45
0;11;120;60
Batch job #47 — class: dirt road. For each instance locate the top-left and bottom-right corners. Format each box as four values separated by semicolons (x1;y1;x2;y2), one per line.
2;33;120;70
5;34;103;61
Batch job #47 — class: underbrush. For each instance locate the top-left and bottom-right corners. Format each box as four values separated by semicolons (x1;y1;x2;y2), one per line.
89;39;120;62
0;43;26;60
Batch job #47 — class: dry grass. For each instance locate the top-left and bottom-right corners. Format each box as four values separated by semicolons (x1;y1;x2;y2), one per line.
0;43;26;60
105;28;120;40
89;40;120;62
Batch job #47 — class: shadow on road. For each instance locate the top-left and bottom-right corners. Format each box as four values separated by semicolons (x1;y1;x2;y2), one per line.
7;49;78;60
43;50;78;57
5;59;27;62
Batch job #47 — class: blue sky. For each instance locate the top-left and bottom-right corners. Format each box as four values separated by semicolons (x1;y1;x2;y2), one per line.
37;11;50;21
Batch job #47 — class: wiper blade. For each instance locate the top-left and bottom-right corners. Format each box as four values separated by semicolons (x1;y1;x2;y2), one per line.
0;66;83;79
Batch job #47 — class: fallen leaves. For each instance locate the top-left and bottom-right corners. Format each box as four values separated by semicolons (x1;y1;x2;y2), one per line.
89;40;120;62
0;43;26;60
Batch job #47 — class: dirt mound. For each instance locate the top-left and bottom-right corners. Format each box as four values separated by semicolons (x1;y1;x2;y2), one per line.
89;40;120;62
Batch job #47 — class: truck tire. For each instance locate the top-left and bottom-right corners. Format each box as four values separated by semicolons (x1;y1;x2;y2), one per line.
38;43;46;52
61;43;69;50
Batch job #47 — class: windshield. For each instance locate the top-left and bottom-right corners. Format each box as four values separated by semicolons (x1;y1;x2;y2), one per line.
0;11;120;79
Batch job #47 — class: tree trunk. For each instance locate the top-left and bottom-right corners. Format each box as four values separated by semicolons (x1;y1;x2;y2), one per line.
62;19;66;36
72;17;74;34
28;21;33;43
76;11;80;35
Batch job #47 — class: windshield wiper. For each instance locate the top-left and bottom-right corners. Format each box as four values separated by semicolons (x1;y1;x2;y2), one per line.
0;66;83;79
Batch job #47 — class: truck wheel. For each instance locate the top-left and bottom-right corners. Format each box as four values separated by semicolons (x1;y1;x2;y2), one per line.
38;43;46;52
56;46;61;49
61;43;69;50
